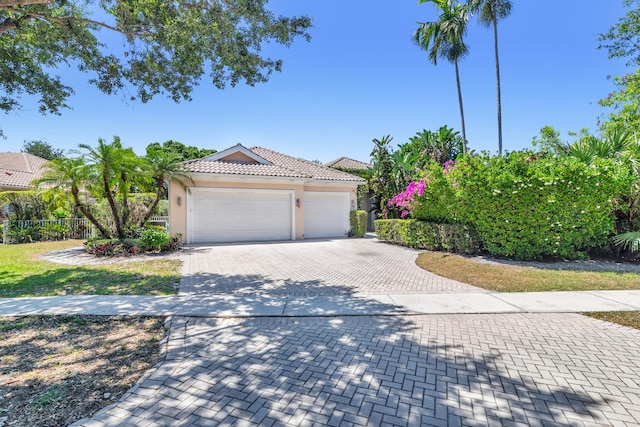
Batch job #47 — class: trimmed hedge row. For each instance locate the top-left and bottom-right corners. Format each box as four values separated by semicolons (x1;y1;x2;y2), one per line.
349;210;367;238
374;219;480;254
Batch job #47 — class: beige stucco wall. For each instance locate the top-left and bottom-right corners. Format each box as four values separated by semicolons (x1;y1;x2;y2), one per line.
169;177;360;243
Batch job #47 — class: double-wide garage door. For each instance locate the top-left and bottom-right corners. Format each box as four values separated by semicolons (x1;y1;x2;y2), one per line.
189;189;293;243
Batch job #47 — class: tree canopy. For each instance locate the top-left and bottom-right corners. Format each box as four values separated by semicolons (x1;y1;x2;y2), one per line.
1;0;312;135
21;140;64;160
145;140;216;162
598;0;640;135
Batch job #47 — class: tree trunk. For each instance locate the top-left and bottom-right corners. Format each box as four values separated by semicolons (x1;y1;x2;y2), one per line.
71;186;111;238
120;173;130;229
139;177;164;227
454;59;468;155
493;17;503;156
102;171;125;239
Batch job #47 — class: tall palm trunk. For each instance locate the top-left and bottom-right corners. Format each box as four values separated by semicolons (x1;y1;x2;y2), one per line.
454;59;468;155
493;16;503;155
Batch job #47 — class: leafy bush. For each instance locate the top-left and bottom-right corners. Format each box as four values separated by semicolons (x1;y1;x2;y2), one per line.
375;219;480;254
412;161;458;223
349;210;367;238
0;191;47;221
386;151;632;260
448;152;631;260
85;239;140;257
6;225;41;243
139;228;170;251
161;233;182;252
41;222;69;241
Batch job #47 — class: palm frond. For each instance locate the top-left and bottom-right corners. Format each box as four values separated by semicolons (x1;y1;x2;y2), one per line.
612;231;640;253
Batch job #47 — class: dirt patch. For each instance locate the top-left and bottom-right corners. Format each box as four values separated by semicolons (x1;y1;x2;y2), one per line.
0;316;167;427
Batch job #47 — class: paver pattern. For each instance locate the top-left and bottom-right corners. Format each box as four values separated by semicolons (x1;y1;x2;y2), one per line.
77;313;640;427
180;238;484;296
71;238;640;426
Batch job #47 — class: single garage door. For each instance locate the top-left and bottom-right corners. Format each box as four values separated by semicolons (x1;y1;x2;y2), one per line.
304;192;350;239
189;189;294;243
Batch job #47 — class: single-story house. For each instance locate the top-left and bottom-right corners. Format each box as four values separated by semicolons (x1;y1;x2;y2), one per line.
169;144;366;244
0;152;49;222
0;152;48;192
324;157;372;171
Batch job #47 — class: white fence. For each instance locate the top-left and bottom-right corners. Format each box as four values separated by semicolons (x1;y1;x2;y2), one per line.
2;216;169;244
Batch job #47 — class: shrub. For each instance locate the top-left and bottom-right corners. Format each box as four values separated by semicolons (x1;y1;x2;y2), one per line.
85;238;139;256
41;222;68;241
5;224;41;243
349;210;367;238
139;228;170;252
375;219;480;254
448;152;632;260
161;233;182;252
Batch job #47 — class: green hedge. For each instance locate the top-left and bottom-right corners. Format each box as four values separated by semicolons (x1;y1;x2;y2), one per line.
448;153;631;260
349;210;367;238
401;152;632;260
374;219;480;254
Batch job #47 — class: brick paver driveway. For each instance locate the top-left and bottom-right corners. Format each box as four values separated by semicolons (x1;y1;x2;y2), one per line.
77;238;640;426
180;237;484;296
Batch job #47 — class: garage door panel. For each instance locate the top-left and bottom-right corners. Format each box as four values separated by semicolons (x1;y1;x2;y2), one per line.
189;190;292;243
304;192;349;239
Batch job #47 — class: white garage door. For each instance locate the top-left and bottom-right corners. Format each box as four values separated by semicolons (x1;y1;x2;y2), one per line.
189;189;293;243
304;192;350;239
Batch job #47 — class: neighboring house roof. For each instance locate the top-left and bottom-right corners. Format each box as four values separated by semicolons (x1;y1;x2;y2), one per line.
183;144;366;183
0;152;49;190
325;157;372;170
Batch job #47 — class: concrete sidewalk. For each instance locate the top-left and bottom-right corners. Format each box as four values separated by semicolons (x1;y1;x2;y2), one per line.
1;289;640;317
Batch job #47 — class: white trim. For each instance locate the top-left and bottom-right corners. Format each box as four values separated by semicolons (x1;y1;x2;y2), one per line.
186;187;295;244
201;143;272;165
304;179;365;187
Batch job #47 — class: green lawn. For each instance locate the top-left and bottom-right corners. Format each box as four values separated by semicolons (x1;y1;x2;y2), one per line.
416;251;640;293
0;240;181;297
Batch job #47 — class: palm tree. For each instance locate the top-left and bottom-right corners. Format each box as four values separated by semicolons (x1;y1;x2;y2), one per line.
37;156;113;238
413;0;471;154
139;148;193;226
469;0;512;155
80;137;142;239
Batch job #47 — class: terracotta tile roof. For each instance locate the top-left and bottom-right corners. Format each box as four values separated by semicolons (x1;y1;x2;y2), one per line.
183;145;366;183
183;159;309;178
0;152;49;190
325;157;372;170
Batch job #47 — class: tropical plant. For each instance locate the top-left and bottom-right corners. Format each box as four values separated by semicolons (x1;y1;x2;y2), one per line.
612;231;640;253
139;148;193;225
80;137;143;239
468;0;512;155
37;137;188;240
369;135;397;219
414;0;471;153
36;156;112;238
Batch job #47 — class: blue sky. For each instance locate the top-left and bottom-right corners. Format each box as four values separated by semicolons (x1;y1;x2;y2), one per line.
2;0;631;163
